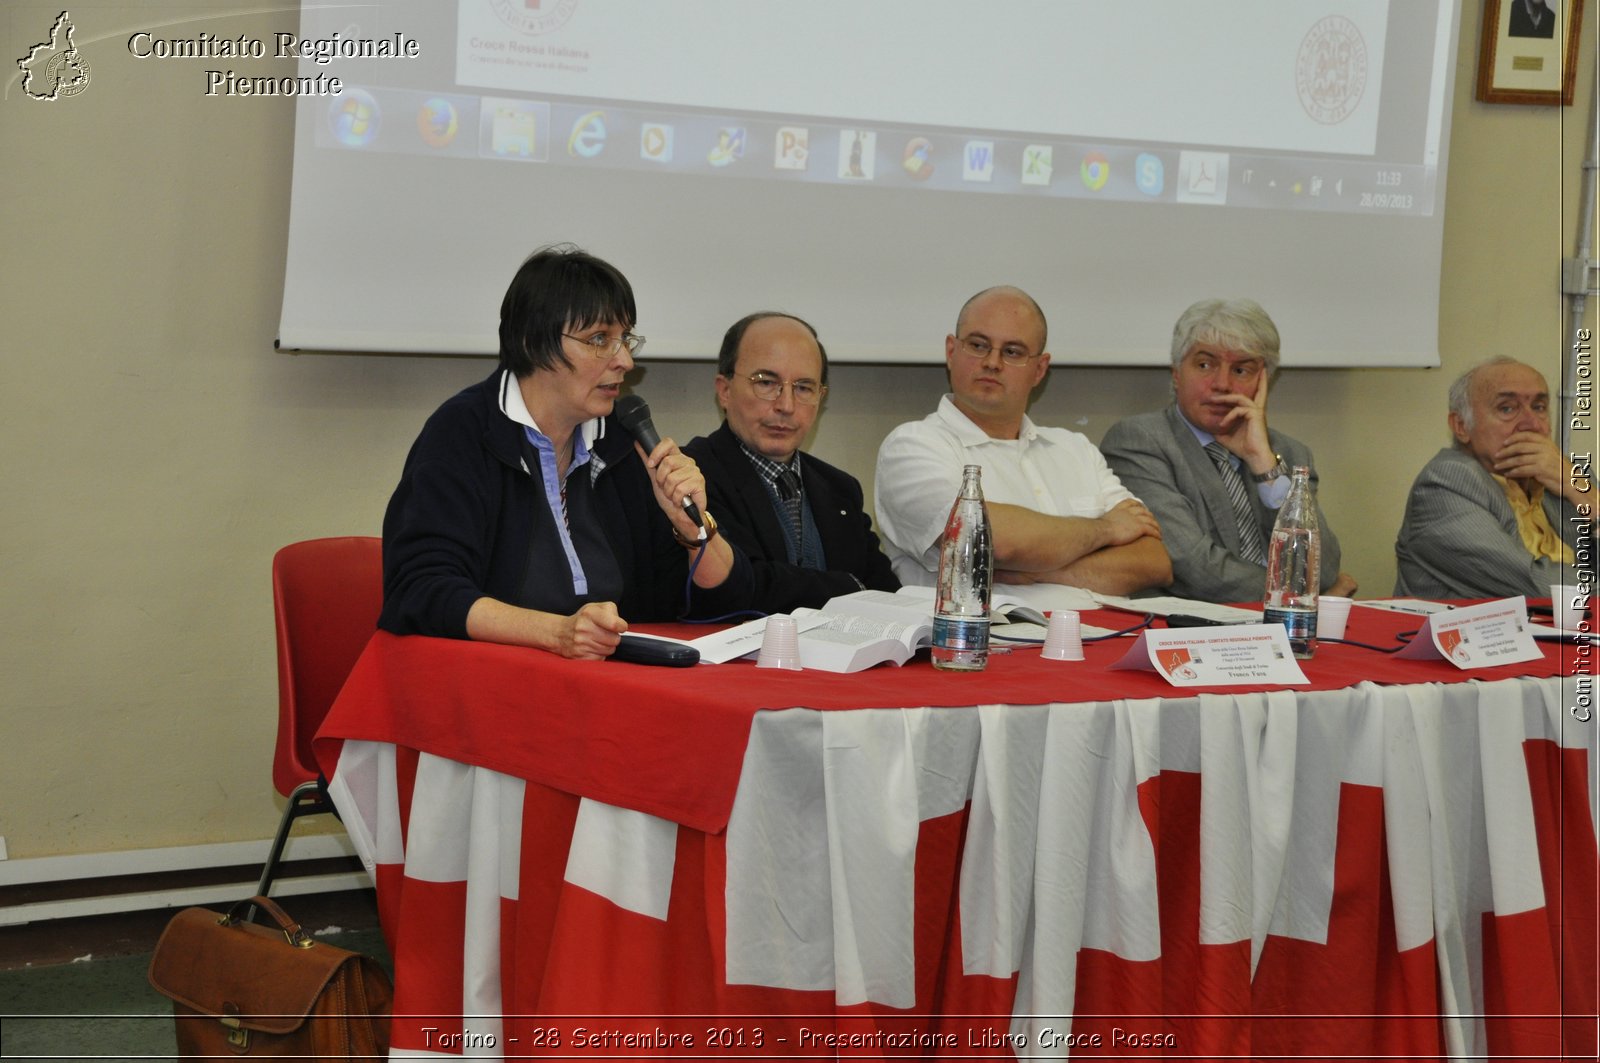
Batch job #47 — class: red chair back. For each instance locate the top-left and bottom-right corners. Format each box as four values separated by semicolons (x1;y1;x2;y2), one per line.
271;537;384;797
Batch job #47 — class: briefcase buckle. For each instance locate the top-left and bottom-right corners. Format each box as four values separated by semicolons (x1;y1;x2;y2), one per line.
220;1004;249;1050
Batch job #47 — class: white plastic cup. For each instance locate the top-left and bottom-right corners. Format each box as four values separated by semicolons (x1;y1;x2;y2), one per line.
756;614;803;670
1317;596;1354;641
1552;584;1589;631
1040;610;1085;661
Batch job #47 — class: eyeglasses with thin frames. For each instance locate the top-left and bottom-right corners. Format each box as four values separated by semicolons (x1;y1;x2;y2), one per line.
564;330;646;358
735;371;827;406
955;335;1039;366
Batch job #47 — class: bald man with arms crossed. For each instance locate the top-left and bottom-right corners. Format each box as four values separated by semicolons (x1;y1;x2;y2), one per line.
875;286;1171;595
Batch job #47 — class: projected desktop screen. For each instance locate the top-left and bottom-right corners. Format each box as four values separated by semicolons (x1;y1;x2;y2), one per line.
278;0;1456;367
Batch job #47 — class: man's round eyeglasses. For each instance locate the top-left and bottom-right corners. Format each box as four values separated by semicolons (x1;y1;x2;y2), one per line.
737;372;827;406
564;331;646;358
956;335;1039;365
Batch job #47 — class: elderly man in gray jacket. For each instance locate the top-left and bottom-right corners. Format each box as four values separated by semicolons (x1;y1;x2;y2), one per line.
1394;356;1590;599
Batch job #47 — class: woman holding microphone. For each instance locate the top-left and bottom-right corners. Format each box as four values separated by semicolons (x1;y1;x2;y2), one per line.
378;244;750;657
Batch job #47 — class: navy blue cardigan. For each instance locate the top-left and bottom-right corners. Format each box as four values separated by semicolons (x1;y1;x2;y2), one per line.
379;373;753;638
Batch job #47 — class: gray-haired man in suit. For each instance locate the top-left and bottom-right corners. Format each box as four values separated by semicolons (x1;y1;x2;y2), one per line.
1101;298;1356;603
1394;356;1591;599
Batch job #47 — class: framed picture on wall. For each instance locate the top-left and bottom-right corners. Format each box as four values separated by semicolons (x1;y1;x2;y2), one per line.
1476;0;1585;104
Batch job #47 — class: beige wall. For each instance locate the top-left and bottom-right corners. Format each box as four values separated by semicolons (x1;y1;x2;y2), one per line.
3;1;1594;859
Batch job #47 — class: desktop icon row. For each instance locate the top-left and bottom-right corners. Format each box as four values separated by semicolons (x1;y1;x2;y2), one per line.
329;89;1227;201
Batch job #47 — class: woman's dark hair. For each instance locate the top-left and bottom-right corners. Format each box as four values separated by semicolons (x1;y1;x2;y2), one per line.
498;244;636;376
716;311;829;385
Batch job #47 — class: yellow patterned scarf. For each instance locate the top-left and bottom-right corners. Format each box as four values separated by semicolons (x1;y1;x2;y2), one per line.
1494;475;1576;564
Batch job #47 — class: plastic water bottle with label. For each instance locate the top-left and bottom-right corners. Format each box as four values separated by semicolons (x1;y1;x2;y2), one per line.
1262;465;1320;659
932;464;993;671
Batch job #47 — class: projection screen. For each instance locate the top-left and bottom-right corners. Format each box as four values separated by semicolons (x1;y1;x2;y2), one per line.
277;0;1458;366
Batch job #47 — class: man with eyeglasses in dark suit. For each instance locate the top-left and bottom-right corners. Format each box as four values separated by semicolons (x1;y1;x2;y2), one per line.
684;312;899;612
875;286;1171;595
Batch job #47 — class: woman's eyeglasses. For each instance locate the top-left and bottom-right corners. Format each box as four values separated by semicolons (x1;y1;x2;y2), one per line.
564;331;646;357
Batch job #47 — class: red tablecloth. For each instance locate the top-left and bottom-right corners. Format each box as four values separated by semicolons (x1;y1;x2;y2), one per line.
314;607;1595;1059
315;606;1574;833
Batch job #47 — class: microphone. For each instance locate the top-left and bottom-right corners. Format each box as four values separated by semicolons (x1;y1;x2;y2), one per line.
614;394;707;538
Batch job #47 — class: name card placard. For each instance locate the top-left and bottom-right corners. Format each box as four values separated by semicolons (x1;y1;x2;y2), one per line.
1112;623;1310;687
1395;596;1542;669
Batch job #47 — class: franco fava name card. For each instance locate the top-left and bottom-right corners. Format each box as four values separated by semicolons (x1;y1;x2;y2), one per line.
1395;596;1542;669
1111;624;1310;687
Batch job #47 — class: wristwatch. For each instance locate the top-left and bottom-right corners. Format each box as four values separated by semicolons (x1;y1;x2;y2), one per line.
1250;456;1288;483
673;510;720;549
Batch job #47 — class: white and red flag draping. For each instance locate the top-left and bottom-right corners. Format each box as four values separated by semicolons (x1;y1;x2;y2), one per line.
318;629;1595;1060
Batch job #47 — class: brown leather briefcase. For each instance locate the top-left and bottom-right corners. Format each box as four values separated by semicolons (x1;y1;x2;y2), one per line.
147;895;392;1058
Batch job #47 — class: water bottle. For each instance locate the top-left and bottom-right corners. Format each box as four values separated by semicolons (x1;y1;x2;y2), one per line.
1262;465;1320;659
932;464;993;671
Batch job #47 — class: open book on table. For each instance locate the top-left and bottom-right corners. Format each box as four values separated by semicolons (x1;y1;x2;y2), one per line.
690;586;1087;672
690;587;936;671
787;588;937;672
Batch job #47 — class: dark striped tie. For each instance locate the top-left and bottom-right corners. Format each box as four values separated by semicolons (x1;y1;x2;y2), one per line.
775;467;804;544
1204;443;1268;566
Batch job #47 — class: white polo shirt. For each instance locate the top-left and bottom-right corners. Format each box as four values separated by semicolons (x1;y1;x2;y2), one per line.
874;394;1137;585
